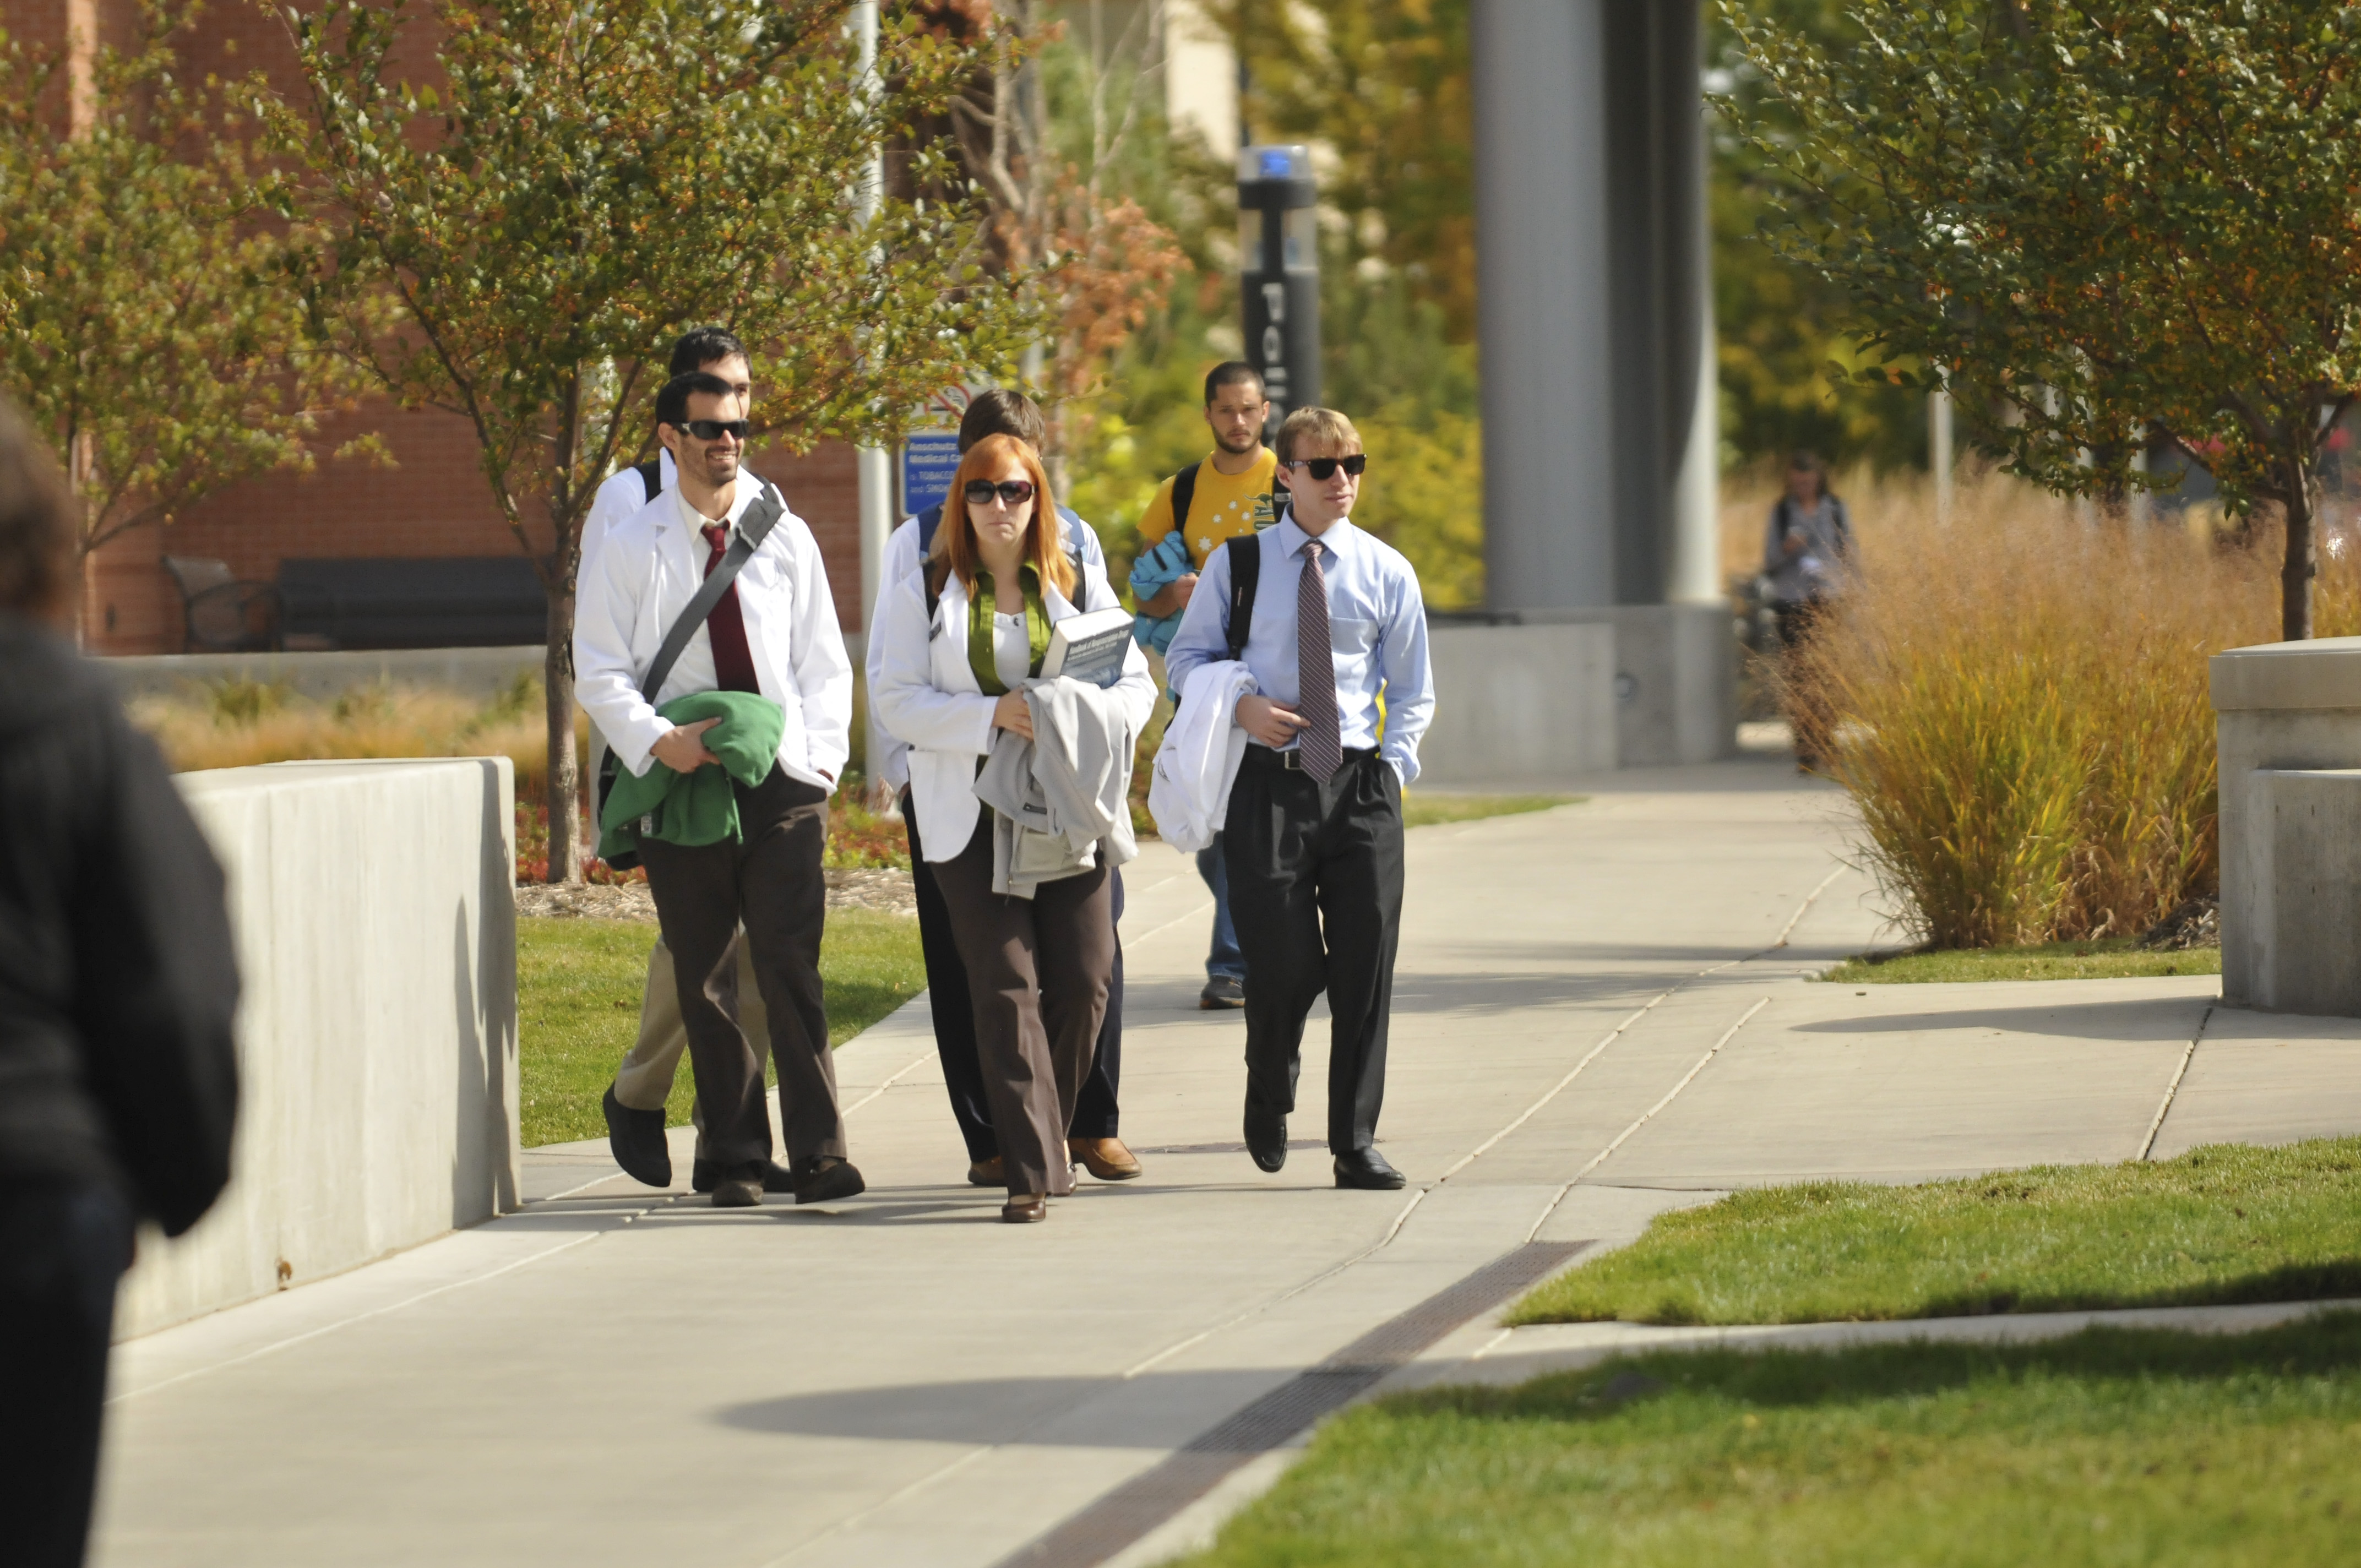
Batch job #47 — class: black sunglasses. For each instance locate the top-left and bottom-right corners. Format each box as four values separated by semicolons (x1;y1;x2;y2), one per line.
1284;455;1367;481
964;479;1037;507
682;418;749;441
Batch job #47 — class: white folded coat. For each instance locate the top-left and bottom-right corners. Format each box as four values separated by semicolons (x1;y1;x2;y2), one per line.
869;555;1157;862
1147;658;1258;853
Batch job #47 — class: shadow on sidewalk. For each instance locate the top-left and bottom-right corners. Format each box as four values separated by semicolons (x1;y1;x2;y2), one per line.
1788;993;2215;1044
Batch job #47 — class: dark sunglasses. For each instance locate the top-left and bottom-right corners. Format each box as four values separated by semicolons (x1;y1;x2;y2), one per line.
1285;455;1367;481
964;479;1037;507
682;418;749;441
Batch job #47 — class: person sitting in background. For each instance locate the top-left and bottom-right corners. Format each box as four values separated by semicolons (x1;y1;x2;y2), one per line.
1760;449;1852;769
0;395;241;1568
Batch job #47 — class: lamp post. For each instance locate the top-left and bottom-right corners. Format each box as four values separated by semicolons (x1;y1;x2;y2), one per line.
1237;144;1320;438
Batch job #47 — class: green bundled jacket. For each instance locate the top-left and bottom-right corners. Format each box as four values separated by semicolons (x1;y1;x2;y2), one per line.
598;691;787;862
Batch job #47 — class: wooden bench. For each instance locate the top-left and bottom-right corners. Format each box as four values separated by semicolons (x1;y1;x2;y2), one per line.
276;557;549;650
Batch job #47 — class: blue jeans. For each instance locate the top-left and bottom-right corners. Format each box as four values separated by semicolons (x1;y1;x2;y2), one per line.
1197;834;1245;981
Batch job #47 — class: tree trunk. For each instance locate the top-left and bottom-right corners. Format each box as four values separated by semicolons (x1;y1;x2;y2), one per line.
543;584;584;884
2281;466;2319;643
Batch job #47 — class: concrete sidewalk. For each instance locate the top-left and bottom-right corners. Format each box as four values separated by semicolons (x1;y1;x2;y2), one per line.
91;761;2361;1568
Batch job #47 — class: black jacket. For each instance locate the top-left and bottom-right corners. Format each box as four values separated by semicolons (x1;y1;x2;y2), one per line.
0;617;238;1235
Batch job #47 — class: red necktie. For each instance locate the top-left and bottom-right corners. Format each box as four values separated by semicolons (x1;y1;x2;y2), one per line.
698;523;761;694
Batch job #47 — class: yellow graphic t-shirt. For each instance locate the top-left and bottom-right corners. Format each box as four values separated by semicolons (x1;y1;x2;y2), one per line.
1135;448;1281;568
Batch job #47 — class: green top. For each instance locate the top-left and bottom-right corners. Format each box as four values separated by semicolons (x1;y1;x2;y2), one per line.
598;690;787;860
966;564;1052;696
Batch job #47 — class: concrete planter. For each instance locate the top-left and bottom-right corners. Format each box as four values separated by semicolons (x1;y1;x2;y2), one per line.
2212;636;2361;1016
115;758;520;1340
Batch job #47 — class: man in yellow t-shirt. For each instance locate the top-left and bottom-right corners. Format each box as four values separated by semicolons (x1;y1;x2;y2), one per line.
1136;363;1281;613
1136;362;1278;1009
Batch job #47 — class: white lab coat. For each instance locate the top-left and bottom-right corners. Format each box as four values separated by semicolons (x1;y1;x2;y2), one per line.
1146;659;1258;853
869;557;1155;862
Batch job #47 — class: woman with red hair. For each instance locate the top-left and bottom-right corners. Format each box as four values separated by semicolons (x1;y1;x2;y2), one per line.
871;433;1156;1222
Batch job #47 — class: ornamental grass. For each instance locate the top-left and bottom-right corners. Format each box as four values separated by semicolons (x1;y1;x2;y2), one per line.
1762;467;2299;949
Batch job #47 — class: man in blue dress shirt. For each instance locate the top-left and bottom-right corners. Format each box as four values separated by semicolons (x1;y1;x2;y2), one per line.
1164;406;1436;1190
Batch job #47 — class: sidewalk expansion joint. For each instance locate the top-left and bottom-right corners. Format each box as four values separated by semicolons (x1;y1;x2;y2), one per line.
991;1240;1591;1568
2140;1002;2215;1160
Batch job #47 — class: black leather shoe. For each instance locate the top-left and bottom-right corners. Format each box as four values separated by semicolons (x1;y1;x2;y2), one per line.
1244;1107;1288;1173
1334;1147;1406;1190
693;1158;796;1195
792;1157;867;1205
603;1086;671;1188
710;1170;763;1208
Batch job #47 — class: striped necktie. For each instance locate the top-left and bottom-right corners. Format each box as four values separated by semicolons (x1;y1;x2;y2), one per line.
1296;539;1341;781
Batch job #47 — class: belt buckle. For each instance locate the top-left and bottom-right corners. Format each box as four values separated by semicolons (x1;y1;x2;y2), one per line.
1278;748;1303;771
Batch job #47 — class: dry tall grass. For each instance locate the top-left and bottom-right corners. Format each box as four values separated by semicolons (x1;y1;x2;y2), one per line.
131;675;583;800
1760;466;2280;948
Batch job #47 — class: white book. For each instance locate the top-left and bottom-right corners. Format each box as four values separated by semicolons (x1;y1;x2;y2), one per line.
1040;606;1135;689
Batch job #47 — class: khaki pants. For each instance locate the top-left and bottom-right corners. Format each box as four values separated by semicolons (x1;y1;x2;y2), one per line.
611;934;773;1147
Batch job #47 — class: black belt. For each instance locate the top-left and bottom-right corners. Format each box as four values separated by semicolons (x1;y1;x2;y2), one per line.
1243;744;1379;772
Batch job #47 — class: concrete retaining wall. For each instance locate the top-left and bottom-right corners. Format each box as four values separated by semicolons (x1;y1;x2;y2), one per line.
1418;622;1619;786
116;758;520;1340
2211;635;2361;1015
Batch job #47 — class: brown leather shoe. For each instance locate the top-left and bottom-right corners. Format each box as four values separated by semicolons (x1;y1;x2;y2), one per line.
966;1157;1004;1188
1068;1137;1143;1182
1001;1194;1047;1223
710;1175;763;1208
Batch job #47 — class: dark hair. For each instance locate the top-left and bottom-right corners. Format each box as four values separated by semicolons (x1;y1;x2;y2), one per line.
1787;449;1834;502
1204;362;1265;406
958;388;1047;454
668;327;747;379
0;398;75;620
656;371;735;431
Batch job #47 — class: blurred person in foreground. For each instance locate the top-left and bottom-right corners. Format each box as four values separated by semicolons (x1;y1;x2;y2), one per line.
1760;449;1852;769
0;397;240;1566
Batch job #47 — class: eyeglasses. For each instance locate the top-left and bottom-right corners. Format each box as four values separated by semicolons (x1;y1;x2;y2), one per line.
682;418;749;441
1284;455;1367;481
963;479;1037;507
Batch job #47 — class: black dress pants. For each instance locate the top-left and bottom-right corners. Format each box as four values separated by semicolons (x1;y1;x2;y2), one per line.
905;790;1123;1161
0;1183;133;1568
1223;749;1403;1155
639;765;842;1172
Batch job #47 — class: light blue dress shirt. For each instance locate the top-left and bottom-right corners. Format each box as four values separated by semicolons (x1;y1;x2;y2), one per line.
1164;511;1435;786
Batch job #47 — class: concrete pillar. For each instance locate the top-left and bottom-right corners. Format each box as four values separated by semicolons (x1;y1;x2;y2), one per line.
1472;0;1615;610
1470;1;1733;766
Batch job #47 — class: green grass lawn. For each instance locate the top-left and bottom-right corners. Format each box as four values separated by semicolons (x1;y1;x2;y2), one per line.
1510;1139;2361;1326
516;911;925;1147
1822;937;2219;984
1173;1317;2361;1568
1400;792;1585;829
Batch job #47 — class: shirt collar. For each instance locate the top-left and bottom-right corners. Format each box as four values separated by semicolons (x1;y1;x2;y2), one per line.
674;471;759;539
1276;509;1359;559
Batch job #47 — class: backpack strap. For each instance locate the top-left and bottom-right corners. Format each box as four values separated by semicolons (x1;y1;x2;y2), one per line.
1169;460;1201;541
635;458;663;504
1223;532;1260;662
916;500;944;558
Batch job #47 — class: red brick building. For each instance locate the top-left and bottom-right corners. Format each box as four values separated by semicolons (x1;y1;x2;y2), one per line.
24;0;869;654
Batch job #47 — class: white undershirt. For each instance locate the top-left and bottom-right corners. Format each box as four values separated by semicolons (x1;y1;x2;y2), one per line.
992;610;1030;691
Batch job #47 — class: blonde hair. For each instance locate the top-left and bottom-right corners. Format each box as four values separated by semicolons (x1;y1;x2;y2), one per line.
1274;406;1362;465
930;433;1076;601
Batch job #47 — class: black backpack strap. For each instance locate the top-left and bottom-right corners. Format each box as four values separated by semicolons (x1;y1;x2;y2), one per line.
1224;532;1260;662
641;483;786;701
635;458;663;504
1169;460;1201;541
916;500;944;558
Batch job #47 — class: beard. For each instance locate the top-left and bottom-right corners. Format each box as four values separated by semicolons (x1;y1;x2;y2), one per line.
697;448;742;488
1213;422;1262;455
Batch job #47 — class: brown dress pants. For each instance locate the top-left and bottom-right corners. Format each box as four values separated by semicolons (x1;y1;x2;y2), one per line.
637;765;842;1174
930;813;1114;1200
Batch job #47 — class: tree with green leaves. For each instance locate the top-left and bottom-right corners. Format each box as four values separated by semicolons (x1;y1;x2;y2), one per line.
0;1;367;642
259;0;1036;880
1726;1;2361;638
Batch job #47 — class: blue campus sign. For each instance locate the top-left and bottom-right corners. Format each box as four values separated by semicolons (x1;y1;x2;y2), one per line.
901;431;962;518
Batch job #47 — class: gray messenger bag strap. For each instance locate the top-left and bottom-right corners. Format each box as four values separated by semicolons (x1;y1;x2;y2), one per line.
593;483;787;869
